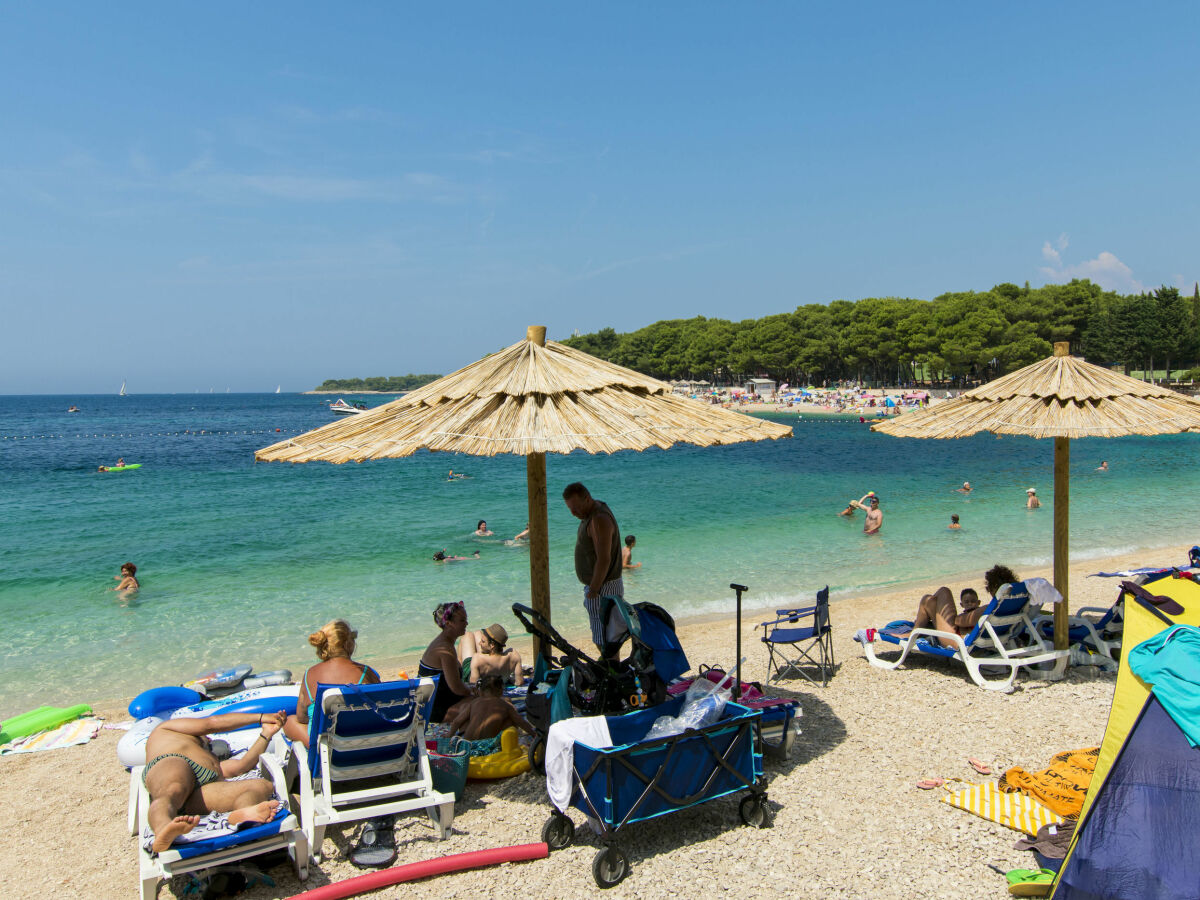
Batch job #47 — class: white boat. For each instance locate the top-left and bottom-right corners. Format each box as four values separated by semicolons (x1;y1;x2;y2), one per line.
329;398;366;415
119;380;127;397
275;385;281;394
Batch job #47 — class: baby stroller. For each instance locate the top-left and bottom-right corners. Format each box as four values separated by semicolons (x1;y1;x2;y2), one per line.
512;597;689;772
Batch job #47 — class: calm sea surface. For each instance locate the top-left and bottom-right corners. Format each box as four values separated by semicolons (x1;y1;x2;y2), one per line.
1;392;1196;716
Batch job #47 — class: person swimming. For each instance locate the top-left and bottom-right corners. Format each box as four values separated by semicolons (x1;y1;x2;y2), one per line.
433;549;480;561
474;520;494;536
113;562;140;592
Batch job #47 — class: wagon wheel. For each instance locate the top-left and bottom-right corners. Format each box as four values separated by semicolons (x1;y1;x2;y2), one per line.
528;735;546;774
592;845;630;888
541;811;575;851
739;794;769;828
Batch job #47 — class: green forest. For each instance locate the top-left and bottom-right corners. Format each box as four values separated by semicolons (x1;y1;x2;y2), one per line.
562;280;1200;386
315;374;441;392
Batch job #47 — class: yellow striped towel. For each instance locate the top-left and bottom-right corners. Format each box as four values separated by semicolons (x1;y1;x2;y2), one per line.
941;782;1064;836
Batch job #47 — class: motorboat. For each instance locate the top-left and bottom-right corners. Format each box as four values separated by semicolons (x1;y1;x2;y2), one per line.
329;398;366;415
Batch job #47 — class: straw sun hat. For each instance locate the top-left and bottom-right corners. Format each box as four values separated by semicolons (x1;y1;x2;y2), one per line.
1026;488;1037;494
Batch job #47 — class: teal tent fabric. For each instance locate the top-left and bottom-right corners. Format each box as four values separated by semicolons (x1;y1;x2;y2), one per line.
1127;625;1200;747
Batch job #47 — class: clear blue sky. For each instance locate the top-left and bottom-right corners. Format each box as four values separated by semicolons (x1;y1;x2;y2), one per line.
2;2;1197;393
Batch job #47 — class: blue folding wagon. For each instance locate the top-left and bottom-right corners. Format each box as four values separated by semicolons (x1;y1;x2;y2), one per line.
541;694;767;888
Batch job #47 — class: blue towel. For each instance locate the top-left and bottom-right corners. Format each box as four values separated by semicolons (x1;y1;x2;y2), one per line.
1127;625;1200;747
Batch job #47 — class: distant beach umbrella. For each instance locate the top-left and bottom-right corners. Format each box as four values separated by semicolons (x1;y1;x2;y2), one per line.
872;342;1200;650
257;326;791;632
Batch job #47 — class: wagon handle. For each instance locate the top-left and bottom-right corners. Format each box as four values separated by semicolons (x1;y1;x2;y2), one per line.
729;583;748;701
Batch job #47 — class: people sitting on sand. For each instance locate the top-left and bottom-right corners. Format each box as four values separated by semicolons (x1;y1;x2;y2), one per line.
418;601;477;723
1026;488;1041;509
948;514;961;530
956;481;972;493
903;564;1018;641
142;710;287;852
112;561;140;591
444;674;534;741
433;549;480;561
474;520;494;536
284;619;380;747
458;622;524;686
622;534;641;570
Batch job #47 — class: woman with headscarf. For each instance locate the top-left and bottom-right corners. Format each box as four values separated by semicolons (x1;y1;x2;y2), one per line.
418;601;477;722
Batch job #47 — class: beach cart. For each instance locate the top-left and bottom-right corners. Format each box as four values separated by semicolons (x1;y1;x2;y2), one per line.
667;667;800;758
541;694;767;888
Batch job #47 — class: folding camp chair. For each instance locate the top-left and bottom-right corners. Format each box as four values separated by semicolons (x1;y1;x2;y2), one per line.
130;749;307;900
292;678;455;862
861;582;1068;692
759;586;834;687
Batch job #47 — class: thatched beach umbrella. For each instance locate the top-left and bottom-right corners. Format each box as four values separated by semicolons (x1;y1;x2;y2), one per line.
257;326;791;631
872;342;1200;649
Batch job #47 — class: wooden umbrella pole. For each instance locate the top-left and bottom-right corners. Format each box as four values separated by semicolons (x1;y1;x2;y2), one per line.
524;326;551;659
1053;436;1070;650
527;451;550;657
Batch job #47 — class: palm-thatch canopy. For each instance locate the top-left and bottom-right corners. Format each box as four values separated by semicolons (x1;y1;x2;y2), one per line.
873;350;1200;440
257;326;790;635
872;342;1200;651
257;336;789;463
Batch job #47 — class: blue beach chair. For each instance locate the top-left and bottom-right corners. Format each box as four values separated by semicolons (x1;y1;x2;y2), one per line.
293;678;455;862
1033;589;1124;664
758;587;834;687
131;749;307;900
861;582;1068;692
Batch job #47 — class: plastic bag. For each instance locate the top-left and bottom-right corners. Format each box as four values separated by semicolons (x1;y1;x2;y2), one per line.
644;674;732;740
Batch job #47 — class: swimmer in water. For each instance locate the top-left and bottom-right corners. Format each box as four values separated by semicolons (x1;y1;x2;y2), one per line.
956;481;972;494
474;520;494;536
1097;461;1108;471
113;561;140;592
948;514;961;530
433;549;480;562
1026;488;1041;509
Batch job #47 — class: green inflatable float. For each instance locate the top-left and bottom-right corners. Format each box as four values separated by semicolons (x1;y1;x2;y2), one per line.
0;704;92;744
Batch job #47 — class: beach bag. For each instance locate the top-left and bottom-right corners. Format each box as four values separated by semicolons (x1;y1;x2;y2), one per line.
428;737;469;800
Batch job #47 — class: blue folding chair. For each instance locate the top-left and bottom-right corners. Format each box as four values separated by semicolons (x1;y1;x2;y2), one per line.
759;586;834;687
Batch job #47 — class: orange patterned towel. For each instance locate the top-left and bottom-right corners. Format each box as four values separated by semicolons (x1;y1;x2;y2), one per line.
998;747;1099;818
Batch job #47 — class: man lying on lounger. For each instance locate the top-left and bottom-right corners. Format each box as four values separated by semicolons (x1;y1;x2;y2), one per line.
903;564;1018;641
142;710;288;852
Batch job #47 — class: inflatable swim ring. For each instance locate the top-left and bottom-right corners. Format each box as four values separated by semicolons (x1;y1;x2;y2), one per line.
184;663;252;693
128;686;205;720
467;727;531;780
116;684;299;768
242;669;292;690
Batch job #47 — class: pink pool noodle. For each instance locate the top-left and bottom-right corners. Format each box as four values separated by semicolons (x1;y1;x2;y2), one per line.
285;842;550;900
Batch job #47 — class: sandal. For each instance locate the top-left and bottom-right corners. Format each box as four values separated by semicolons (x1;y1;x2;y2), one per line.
916;778;945;790
349;816;397;869
1006;867;1055;896
968;757;993;776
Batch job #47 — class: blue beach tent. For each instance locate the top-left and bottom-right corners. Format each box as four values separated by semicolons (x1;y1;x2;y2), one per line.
1052;576;1200;900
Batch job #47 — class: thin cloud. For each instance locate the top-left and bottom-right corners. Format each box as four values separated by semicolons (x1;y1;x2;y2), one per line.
1040;241;1145;293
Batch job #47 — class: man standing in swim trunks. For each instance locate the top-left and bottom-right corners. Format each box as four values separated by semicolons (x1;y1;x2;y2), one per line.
563;482;624;655
863;497;883;534
143;710;287;852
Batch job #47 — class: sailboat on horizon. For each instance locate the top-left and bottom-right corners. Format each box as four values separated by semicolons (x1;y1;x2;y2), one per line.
275;385;281;394
119;380;127;397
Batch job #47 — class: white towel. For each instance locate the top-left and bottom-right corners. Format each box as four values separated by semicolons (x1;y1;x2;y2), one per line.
1025;577;1063;607
545;716;613;813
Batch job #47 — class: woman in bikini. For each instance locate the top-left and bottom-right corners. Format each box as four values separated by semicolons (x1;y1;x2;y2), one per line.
418;601;477;722
283;619;379;747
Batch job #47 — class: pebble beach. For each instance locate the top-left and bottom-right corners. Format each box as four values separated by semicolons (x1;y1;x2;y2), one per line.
0;544;1157;900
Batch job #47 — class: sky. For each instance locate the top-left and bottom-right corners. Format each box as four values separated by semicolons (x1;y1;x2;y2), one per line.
2;2;1198;394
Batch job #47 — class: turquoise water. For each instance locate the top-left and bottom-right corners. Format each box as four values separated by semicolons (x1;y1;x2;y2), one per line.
1;392;1197;717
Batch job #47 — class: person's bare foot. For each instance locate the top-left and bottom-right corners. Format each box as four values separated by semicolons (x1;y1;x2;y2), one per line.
152;815;200;851
228;799;280;828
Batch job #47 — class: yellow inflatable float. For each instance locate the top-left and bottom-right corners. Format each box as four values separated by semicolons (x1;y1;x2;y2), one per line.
467;727;531;780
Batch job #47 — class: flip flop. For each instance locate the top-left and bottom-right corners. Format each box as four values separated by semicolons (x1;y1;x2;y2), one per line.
1006;868;1055;897
916;778;945;790
349;816;397;869
968;757;993;775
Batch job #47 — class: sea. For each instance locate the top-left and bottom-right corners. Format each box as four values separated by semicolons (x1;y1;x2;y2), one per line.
1;392;1197;717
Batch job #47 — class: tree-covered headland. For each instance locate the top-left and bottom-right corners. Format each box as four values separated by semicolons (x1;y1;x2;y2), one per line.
315;374;441;392
562;280;1200;386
